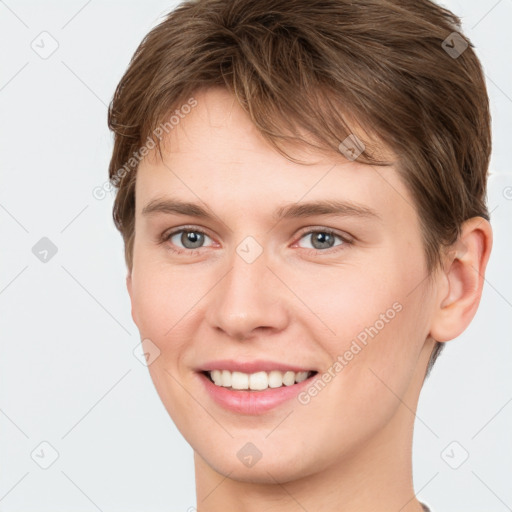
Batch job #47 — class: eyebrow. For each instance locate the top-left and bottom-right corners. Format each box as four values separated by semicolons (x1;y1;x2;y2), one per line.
141;197;381;222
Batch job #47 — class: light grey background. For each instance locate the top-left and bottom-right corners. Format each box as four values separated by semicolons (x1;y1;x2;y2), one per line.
0;1;510;510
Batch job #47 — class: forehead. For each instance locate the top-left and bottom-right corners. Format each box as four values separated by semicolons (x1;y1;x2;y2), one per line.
136;88;417;228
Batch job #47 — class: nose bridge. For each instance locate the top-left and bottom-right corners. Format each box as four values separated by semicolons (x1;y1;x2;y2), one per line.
206;240;289;340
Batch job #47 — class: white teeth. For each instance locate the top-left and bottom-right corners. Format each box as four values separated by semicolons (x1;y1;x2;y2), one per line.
207;369;313;390
231;371;249;390
211;369;222;385
282;371;295;386
249;371;268;390
295;371;308;383
268;370;284;388
221;369;231;387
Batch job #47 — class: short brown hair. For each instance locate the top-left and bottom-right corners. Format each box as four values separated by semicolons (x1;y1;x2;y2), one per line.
107;0;491;373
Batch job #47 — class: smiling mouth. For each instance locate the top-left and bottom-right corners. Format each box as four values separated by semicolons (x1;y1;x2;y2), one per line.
202;369;318;391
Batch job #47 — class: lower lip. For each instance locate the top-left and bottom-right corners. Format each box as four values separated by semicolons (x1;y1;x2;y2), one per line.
197;372;316;415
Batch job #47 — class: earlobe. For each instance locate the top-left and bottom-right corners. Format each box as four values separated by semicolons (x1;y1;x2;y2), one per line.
429;217;493;343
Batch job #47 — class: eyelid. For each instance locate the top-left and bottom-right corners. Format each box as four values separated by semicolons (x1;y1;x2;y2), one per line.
294;226;354;243
162;225;210;237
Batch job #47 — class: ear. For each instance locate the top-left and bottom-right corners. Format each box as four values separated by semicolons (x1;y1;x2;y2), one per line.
126;271;138;326
429;217;493;342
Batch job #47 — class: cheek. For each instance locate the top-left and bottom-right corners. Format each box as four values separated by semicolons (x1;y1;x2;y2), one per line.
130;263;185;342
130;259;223;368
294;289;429;454
299;264;401;347
129;263;204;428
308;256;430;396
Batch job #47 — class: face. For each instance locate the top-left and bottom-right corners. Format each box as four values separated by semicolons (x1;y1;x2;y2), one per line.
128;87;437;483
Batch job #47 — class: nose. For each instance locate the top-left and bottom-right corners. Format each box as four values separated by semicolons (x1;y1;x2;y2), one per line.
206;247;290;341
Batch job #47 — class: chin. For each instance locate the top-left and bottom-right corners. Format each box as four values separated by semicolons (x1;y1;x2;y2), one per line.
195;441;324;485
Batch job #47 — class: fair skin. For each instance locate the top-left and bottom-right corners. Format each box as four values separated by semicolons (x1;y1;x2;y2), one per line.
127;87;492;512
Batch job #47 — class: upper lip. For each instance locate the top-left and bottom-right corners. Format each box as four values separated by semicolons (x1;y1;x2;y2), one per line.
197;359;315;374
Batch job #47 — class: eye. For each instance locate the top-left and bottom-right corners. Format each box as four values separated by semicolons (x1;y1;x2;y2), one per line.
161;227;214;254
159;226;352;256
295;228;351;253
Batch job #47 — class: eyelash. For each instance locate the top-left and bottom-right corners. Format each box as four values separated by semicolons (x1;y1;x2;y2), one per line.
159;225;353;257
